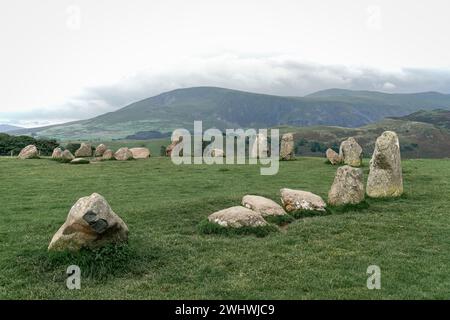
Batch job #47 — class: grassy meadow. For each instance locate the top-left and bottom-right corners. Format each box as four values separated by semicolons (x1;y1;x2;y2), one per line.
0;156;449;299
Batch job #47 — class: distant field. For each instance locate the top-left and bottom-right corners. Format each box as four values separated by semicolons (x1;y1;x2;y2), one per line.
0;156;449;299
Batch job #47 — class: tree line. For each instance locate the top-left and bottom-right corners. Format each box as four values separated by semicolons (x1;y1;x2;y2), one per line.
0;133;59;156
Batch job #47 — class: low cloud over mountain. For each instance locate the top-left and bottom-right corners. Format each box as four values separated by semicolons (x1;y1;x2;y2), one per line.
3;55;450;126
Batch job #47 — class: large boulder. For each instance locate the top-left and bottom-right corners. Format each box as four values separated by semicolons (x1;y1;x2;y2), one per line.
242;195;286;217
130;147;151;159
114;147;133;161
52;147;63;160
339;137;362;167
280;133;295;160
95;144;107;157
102;149;114;160
70;158;90;164
366;131;403;198
48;193;129;251
326;148;341;165
18;145;39;159
61;150;75;163
208;206;267;228
166;136;183;157
328;165;365;206
280;188;327;212
75;143;92;157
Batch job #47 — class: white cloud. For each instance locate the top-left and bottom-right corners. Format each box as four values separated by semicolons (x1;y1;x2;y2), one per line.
382;82;397;90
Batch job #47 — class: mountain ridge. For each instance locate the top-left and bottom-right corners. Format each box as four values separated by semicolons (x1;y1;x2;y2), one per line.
10;87;450;140
0;124;23;133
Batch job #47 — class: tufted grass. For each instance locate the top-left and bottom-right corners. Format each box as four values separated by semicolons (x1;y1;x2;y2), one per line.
197;219;278;237
0;156;449;299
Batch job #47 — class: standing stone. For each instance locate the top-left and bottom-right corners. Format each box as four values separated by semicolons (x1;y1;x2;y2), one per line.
326;148;341;165
52;147;63;160
280;188;327;212
208;206;267;228
114;147;133;161
130;147;151;159
280;133;295;160
339;137;363;167
48;193;129;251
366;131;403;198
242;195;286;217
61;150;75;163
250;133;269;159
75;143;92;157
166;136;183;157
95;144;107;157
102;149;114;160
18;145;39;159
328;165;365;206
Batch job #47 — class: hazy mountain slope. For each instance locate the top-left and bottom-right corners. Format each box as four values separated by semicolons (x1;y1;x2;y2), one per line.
0;124;22;133
11;87;450;140
307;88;450;108
389;109;450;129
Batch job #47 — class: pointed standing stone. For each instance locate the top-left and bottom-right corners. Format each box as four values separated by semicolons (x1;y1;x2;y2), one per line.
280;133;295;160
95;144;107;157
166;136;183;157
250;133;268;159
326;148;341;165
366;131;403;198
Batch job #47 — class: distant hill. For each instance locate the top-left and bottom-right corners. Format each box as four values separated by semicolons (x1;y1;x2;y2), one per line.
124;130;171;140
389;109;450;129
281;116;450;159
0;124;22;133
11;87;450;140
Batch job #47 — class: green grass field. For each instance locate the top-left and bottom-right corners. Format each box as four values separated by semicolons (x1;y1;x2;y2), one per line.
0;156;449;299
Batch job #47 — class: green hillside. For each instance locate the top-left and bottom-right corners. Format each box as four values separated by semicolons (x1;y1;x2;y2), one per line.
11;87;450;141
278;117;450;159
0;124;23;133
390;109;450;129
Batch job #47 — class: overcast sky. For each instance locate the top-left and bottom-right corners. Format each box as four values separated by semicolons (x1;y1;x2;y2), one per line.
1;0;450;127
